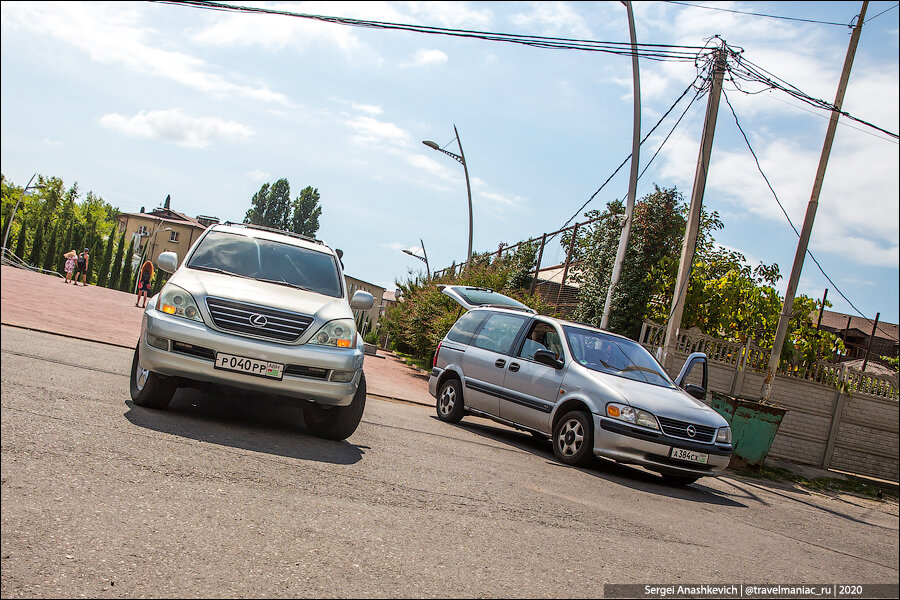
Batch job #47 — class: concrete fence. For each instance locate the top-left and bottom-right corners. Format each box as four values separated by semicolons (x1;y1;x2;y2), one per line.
640;322;899;482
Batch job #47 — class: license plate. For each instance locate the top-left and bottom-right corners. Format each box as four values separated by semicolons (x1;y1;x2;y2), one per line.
670;447;709;464
215;353;284;380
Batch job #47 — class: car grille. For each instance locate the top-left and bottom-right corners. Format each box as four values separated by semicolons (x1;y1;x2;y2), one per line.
656;416;717;443
206;297;314;342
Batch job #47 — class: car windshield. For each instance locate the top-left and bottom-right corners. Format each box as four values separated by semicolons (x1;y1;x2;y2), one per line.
563;326;675;388
187;230;343;298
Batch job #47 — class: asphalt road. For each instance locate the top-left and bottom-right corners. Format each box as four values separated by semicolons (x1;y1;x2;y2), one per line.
2;325;898;598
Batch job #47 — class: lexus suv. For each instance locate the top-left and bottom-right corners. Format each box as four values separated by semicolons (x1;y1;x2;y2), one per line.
129;222;374;440
428;285;732;485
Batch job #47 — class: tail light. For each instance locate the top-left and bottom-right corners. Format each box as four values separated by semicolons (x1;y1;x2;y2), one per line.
433;341;442;367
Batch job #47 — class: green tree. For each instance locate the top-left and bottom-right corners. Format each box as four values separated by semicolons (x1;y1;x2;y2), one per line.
59;221;75;272
27;216;45;266
41;221;61;272
13;219;28;259
119;238;135;293
290;185;322;237
109;231;126;290
96;231;115;287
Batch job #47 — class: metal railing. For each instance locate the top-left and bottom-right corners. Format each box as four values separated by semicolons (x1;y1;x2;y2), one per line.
1;248;63;278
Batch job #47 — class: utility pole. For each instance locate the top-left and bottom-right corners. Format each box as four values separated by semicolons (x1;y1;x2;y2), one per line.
660;44;727;371
600;0;641;330
760;1;868;402
861;313;880;372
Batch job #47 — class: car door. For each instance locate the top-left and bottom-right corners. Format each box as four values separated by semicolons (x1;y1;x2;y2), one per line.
460;311;530;416
500;319;567;433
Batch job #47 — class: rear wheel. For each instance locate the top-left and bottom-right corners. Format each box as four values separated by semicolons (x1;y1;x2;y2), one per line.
130;341;176;409
303;373;367;440
436;378;465;423
552;410;594;467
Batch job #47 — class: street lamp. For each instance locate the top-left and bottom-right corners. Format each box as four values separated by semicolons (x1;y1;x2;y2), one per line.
402;238;431;279
2;174;45;253
422;124;473;268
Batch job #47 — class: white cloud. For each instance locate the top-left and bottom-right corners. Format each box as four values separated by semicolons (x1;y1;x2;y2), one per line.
509;1;592;38
400;49;448;68
99;109;254;148
1;1;289;104
246;169;272;182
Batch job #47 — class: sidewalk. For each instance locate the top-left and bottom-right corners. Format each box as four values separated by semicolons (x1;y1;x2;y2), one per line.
0;265;434;408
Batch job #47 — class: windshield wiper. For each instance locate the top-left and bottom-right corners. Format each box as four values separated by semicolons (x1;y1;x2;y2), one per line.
189;265;250;278
255;277;315;292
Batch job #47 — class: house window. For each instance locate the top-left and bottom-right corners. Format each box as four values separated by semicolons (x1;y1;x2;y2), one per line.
137;225;149;236
169;230;179;243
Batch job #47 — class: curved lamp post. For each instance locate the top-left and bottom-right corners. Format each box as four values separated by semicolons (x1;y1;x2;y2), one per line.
402;238;430;279
2;174;45;253
422;124;473;268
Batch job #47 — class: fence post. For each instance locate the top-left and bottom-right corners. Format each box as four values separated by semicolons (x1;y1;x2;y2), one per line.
556;222;579;306
530;233;547;294
821;363;849;469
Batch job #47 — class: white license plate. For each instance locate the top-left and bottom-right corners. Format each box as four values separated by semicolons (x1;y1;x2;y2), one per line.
670;447;709;464
215;353;284;380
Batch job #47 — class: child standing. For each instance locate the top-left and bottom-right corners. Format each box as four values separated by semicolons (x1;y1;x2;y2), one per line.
63;250;77;284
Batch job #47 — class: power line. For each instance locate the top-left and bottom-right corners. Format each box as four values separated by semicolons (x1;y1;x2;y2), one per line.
864;3;900;24
662;1;853;28
721;88;895;341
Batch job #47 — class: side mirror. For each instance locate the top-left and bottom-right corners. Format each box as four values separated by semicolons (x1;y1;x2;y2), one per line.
675;352;708;399
350;290;374;311
534;349;564;370
157;251;178;274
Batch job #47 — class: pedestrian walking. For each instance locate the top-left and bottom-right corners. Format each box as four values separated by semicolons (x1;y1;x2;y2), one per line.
135;260;154;307
63;250;77;284
74;248;90;286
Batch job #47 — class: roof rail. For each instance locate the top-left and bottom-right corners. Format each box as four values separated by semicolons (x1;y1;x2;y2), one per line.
480;303;537;314
222;221;324;245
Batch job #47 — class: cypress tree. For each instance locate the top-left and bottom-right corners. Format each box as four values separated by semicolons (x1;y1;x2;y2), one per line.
13;222;28;259
119;238;135;293
41;221;61;272
96;231;115;287
28;216;45;266
86;241;98;285
109;231;126;290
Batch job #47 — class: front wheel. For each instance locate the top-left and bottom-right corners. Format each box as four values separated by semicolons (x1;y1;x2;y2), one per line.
303;373;367;440
130;341;176;409
552;410;594;467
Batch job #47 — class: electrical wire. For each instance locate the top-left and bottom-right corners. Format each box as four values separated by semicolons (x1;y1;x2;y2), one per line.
662;1;854;28
864;3;899;24
722;88;896;341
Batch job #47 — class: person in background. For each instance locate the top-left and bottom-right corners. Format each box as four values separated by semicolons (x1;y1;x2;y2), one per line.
135;260;154;308
74;248;90;286
63;250;77;284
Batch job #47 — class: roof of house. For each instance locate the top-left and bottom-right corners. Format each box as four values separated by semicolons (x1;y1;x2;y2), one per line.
118;207;205;229
816;310;899;342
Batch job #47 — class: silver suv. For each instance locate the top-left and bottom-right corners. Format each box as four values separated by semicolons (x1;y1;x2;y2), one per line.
428;285;732;485
129;222;374;440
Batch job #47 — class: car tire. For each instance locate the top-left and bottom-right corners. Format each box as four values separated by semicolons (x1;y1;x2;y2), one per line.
303;372;367;440
130;341;176;409
552;410;594;467
436;378;465;423
659;474;700;486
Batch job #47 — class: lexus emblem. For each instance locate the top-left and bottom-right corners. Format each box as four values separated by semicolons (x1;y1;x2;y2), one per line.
249;314;268;328
686;425;697;438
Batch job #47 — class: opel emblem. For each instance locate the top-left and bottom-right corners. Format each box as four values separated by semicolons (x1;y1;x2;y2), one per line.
686;425;697;438
249;314;268;328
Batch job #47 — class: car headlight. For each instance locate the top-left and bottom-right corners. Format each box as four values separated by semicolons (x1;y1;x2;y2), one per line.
716;426;732;444
157;283;203;322
606;403;659;430
308;319;356;348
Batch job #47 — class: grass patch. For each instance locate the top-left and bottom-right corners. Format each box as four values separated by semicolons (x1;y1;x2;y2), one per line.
392;350;431;372
731;464;898;500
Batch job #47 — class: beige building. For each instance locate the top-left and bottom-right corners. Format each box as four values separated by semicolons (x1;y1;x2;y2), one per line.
345;275;385;334
116;197;217;267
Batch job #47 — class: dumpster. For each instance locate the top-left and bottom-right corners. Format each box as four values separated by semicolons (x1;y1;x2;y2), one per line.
710;391;787;469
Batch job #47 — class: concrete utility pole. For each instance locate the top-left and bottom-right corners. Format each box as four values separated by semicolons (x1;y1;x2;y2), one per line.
600;0;641;330
760;1;868;403
660;44;727;371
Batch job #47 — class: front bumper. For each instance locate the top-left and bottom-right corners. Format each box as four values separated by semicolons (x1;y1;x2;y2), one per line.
593;415;732;477
138;307;364;406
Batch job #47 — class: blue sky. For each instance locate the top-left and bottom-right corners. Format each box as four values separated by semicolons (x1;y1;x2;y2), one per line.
2;1;898;325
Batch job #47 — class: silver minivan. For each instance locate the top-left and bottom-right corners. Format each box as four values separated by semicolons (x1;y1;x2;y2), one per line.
428;285;732;485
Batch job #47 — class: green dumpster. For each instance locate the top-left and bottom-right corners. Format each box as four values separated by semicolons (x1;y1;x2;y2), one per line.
711;392;787;469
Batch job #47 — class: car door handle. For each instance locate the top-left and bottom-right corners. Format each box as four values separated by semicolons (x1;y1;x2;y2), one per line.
495;359;506;368
508;362;520;373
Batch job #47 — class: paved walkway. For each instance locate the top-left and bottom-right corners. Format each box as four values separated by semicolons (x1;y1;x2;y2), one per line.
0;265;434;407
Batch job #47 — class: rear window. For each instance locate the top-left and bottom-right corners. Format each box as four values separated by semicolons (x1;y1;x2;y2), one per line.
187;230;342;298
454;287;530;310
446;310;489;345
